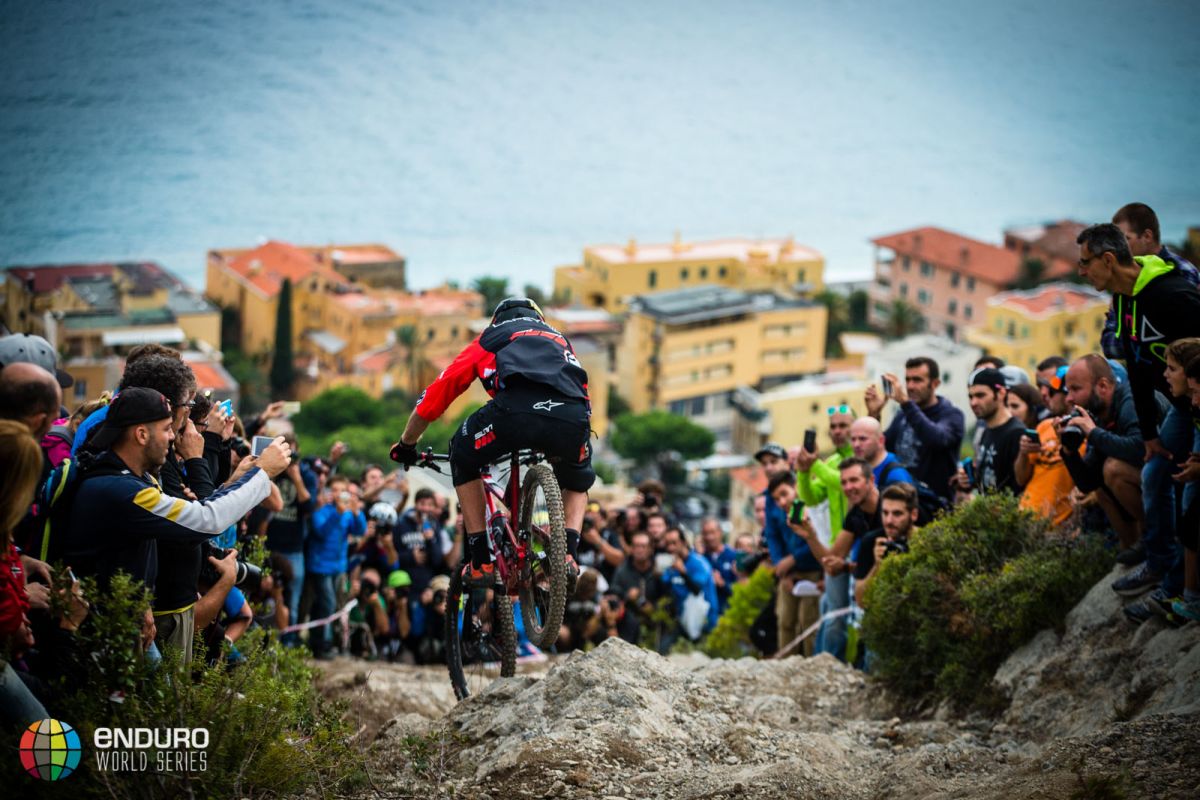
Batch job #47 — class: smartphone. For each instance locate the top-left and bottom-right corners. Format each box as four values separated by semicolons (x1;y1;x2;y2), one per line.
1024;428;1040;444
803;428;817;454
219;398;234;415
881;376;892;398
251;435;275;457
960;457;975;488
788;498;805;526
281;401;301;416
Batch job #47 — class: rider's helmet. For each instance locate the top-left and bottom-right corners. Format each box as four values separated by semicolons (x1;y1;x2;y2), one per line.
491;296;544;325
368;501;399;529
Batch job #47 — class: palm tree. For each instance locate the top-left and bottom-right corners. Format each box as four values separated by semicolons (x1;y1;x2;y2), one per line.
394;324;425;395
815;289;851;357
886;299;925;339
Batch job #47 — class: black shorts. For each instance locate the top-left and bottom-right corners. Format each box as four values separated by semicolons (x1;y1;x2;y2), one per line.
448;394;595;493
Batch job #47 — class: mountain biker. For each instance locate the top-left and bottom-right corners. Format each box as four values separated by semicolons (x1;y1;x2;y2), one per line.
389;297;595;588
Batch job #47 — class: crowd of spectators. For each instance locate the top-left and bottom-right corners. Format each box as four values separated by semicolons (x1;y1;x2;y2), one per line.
2;201;1198;732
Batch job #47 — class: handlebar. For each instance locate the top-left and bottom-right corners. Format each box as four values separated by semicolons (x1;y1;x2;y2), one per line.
408;447;545;473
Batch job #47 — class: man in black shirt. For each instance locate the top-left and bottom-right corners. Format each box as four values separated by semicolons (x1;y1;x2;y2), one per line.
855;483;920;606
954;367;1025;499
800;458;883;580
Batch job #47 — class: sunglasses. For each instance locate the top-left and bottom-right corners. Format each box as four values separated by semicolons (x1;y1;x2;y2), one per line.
826;405;851;415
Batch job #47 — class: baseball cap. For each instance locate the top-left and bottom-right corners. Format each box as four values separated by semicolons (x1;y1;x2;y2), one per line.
968;367;1007;390
754;442;788;462
88;387;173;451
428;574;451;594
0;333;73;388
387;570;412;589
998;365;1030;388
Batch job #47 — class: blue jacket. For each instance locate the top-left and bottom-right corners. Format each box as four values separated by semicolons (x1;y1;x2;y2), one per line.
662;550;720;632
306;504;364;576
874;452;916;488
703;545;739;612
72;402;110;454
762;487;821;573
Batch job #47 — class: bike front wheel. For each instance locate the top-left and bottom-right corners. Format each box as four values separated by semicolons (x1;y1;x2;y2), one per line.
516;462;568;649
445;566;516;701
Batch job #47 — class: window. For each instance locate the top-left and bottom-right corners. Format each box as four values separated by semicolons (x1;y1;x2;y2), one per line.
920;261;934;278
718;266;727;279
1007;321;1016;337
902;256;911;271
948;299;957;315
450;326;459;339
426;329;435;341
1065;321;1075;337
690;396;706;415
798;269;806;283
900;282;908;298
681;267;689;280
699;266;708;279
1022;326;1030;338
648;270;657;288
966;276;976;291
917;288;930;305
73;378;88;401
669;399;686;415
964;304;973;320
951;272;960;288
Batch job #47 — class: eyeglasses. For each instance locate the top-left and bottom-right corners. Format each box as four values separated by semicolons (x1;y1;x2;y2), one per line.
826;405;851;415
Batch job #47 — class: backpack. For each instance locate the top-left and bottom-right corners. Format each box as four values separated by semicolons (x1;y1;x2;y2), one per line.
33;456;125;563
877;461;951;526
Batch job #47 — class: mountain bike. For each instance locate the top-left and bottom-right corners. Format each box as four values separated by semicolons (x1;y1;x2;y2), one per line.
414;448;568;700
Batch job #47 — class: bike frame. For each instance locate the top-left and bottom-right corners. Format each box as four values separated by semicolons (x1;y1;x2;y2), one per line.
480;450;544;593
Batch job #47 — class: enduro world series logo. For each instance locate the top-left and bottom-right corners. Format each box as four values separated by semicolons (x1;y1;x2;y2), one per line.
19;719;209;780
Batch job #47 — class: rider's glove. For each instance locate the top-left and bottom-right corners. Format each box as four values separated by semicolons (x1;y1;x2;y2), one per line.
390;440;419;468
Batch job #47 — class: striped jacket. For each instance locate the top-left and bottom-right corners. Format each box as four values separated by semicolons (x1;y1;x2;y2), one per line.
62;452;271;600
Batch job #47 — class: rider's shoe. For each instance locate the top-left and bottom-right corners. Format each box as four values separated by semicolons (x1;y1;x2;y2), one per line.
565;555;579;596
466;561;496;590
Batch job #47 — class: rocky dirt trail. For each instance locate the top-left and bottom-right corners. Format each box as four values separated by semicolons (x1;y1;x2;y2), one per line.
320;566;1200;799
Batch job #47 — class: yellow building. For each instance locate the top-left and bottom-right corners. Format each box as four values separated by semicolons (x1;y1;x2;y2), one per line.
544;307;621;438
554;234;825;314
3;261;222;400
616;286;827;442
731;375;868;457
965;283;1109;373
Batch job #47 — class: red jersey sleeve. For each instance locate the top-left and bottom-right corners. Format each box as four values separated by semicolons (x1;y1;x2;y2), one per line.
414;338;488;421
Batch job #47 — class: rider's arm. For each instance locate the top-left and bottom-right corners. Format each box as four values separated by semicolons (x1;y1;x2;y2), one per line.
401;338;489;443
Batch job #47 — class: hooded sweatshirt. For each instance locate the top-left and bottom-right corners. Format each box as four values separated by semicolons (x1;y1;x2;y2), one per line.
1111;254;1200;438
884;395;965;501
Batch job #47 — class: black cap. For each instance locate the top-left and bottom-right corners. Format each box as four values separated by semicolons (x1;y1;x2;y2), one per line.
969;367;1007;390
754;442;788;462
89;387;173;451
0;333;73;388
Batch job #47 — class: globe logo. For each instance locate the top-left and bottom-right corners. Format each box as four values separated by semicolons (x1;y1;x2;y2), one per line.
19;719;82;781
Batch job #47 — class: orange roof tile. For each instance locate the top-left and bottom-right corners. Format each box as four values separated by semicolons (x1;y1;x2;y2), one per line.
990;283;1107;317
187;360;236;392
221;241;347;297
872;227;1024;286
730;465;767;493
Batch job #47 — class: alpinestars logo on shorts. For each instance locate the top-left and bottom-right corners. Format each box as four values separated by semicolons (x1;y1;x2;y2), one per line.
474;424;496;450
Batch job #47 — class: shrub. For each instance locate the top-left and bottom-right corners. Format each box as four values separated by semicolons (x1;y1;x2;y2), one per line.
23;572;364;799
702;565;776;659
861;492;1112;707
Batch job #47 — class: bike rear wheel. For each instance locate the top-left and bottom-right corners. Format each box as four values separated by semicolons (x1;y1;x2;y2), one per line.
445;566;516;701
516;463;568;649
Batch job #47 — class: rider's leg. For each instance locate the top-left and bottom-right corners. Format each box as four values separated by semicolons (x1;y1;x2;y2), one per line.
455;478;491;570
562;489;587;561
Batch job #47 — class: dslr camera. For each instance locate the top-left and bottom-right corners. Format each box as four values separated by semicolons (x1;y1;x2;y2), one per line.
1060;409;1086;452
882;539;909;557
199;542;262;592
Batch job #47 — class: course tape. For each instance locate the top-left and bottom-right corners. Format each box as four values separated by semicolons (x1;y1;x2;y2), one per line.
769;606;856;660
281;598;359;634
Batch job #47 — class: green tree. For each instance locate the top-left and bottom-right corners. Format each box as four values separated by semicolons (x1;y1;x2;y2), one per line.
815;289;851;357
292;385;384;440
222;348;271;416
848;289;869;329
886;298;925;339
472;276;510;313
522;283;548;308
610;410;715;481
269;278;296;398
1010;257;1046;290
394;323;425;394
607;385;632;419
